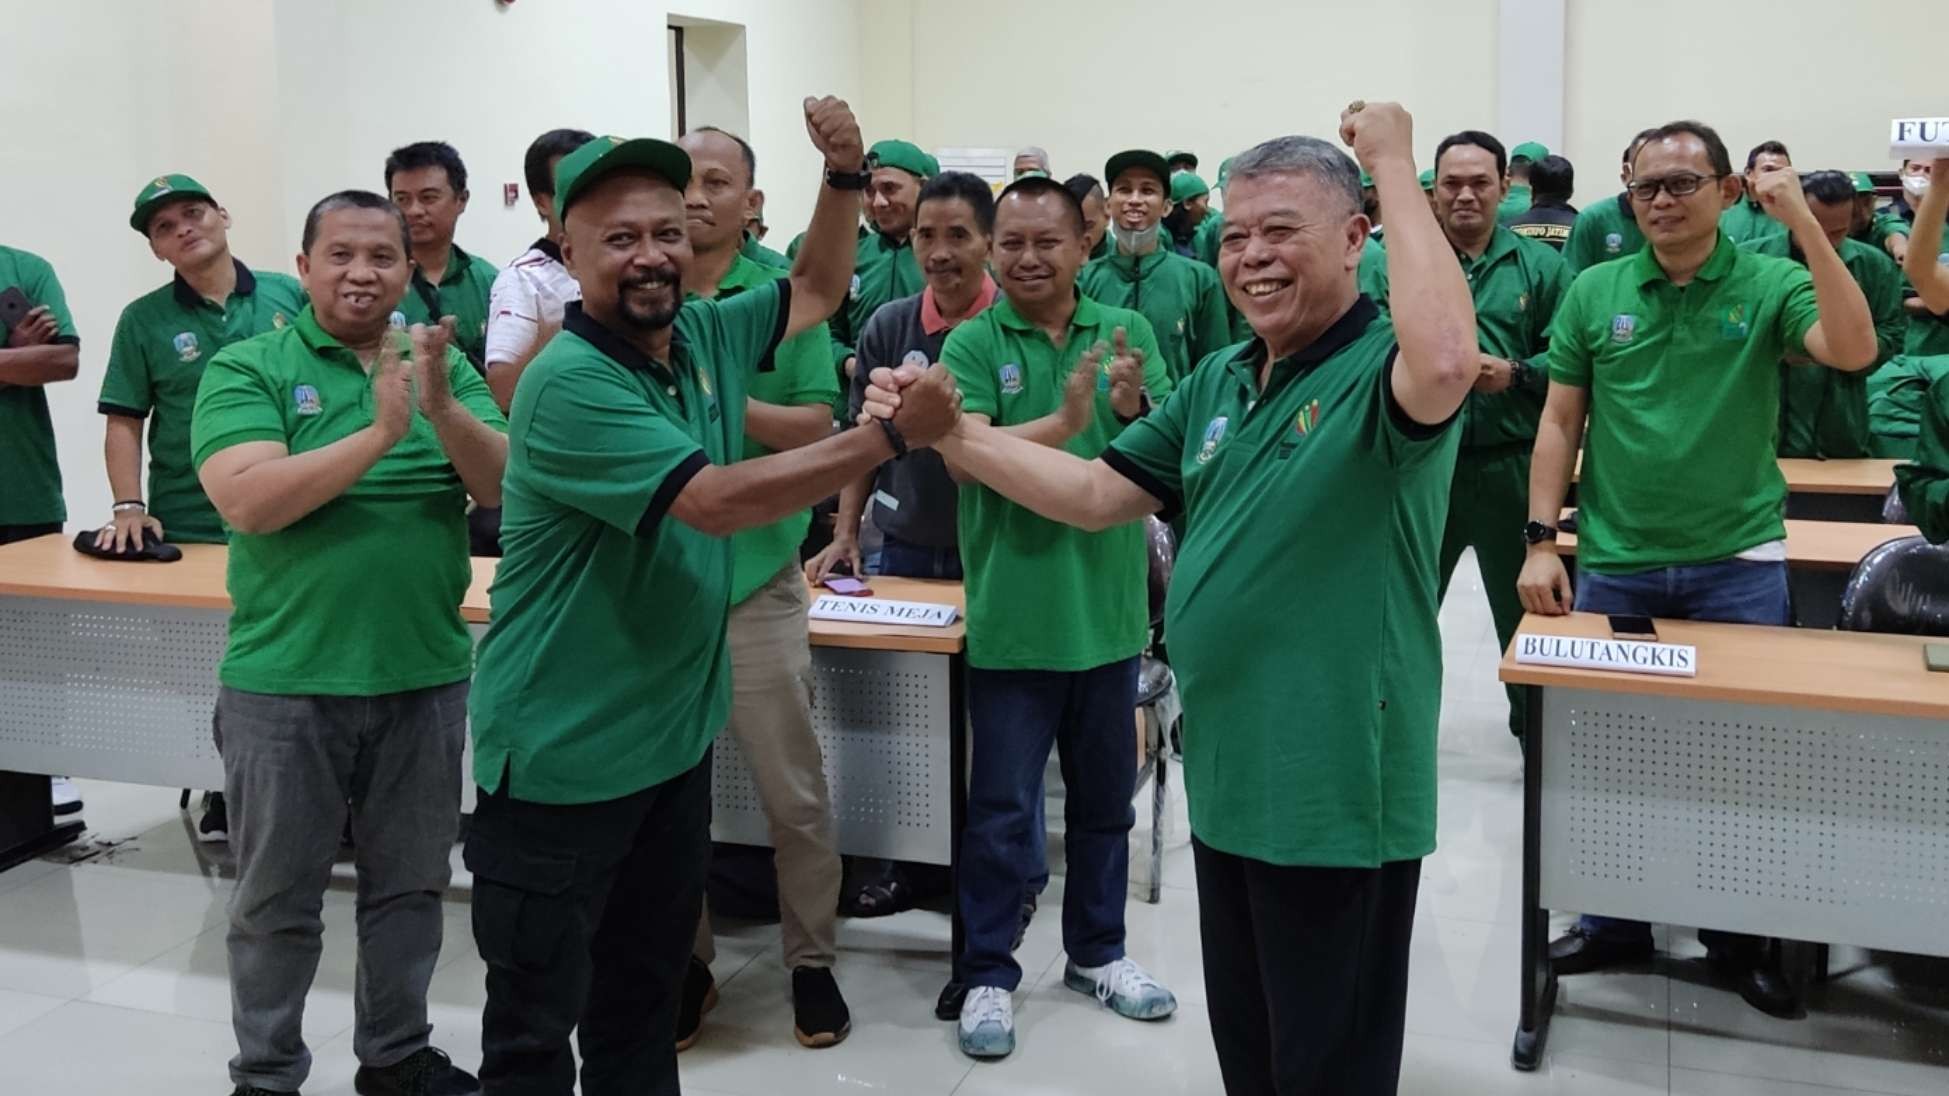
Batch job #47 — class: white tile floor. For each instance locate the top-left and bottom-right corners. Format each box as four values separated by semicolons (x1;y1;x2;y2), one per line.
3;550;1946;1094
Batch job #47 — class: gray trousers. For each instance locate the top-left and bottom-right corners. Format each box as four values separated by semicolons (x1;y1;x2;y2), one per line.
216;681;468;1091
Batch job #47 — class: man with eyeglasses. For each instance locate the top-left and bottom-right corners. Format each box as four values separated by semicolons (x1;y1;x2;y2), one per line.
1563;128;1660;274
1518;120;1878;1019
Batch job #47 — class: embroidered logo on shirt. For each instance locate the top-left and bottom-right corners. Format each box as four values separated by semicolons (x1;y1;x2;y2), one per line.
901;349;930;370
1609;314;1639;345
292;384;323;416
999;362;1024;395
388;310;407;330
1719;304;1749;341
849;274;862;301
1197;416;1229;464
1293;399;1321;436
172;331;200;362
698;368;715;401
1517;293;1530;313
272;312;288;329
1604;232;1624;254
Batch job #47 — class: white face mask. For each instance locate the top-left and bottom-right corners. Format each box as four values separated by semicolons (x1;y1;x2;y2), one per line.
1904;174;1931;200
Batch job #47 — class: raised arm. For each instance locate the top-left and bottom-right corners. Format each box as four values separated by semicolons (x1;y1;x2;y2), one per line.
1905;157;1949;314
934;419;1160;532
413;324;509;507
1341;102;1477;424
1756;172;1876;370
783;96;867;340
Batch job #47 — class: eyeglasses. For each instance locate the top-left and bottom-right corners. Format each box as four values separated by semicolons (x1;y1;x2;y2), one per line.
1627;173;1723;202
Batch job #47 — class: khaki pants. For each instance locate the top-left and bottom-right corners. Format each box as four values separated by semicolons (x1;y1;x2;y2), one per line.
695;564;840;970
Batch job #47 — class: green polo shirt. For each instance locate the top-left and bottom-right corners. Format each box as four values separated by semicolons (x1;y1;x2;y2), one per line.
1368;227;1568;450
470;285;790;805
1719;198;1787;246
395;243;498;368
189;306;506;696
1077;247;1233;385
1496;183;1532;226
100;261;305;543
741;232;792;270
1904;241;1949;358
0;246;79;527
1102;298;1458;867
1549;235;1819;572
1563;192;1645;274
944;294;1172;671
1356;235;1389;302
709;255;839;603
1190;212;1222;268
1896;374;1949;543
1741;234;1905;459
1869;355;1949;457
832;232;924;366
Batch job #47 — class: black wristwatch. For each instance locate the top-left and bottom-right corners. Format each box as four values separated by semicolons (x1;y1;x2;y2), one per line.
825;165;871;190
1509;360;1532;389
1522;520;1558;545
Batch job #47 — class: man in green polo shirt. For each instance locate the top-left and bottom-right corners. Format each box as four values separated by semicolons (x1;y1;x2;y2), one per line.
0;244;80;542
671;125;849;1051
1497;139;1548;224
386;141;499;368
462;101;961;1094
825;139;935;382
1564;128;1660;273
1078;150;1231;385
1413;131;1569;744
190;188;507;1096
1719;139;1793;245
932;174;1176;1062
863;102;1479;1095
1743;171;1906;459
1518;121;1877;1019
98;176;305;556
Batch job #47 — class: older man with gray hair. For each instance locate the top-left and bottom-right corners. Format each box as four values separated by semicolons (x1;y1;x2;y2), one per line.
863;101;1477;1094
1011;146;1050;178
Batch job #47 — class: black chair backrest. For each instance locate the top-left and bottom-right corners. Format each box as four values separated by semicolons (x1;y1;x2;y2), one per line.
1883;485;1911;525
1839;535;1949;636
1144;516;1176;628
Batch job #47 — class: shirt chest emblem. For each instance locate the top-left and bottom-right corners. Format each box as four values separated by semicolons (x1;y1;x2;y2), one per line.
272;312;289;329
1197;415;1229;464
901;349;930;370
1604;232;1624;254
172;331;201;362
292;384;323;416
999;362;1024;396
849;274;862;301
1609;313;1639;345
1719;304;1750;341
1294;399;1321;436
1517;292;1530;313
388;310;407;330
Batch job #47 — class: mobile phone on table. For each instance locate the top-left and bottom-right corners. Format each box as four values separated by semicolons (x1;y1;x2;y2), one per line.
0;287;33;330
1925;644;1949;673
1608;614;1658;641
822;576;873;596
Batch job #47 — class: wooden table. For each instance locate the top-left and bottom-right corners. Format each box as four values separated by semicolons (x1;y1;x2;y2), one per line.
1497;613;1949;1070
1574;456;1900;523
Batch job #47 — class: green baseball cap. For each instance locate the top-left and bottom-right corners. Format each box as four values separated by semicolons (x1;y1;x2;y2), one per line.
553;136;692;225
1419;169;1436;191
130;173;216;235
1852;171;1876;194
1171;171;1211;203
867;139;938;180
1105;149;1172;192
1165;149;1199;170
1511;141;1550;163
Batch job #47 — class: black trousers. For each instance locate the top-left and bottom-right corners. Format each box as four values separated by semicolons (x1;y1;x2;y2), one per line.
466;752;712;1096
1193;838;1421;1096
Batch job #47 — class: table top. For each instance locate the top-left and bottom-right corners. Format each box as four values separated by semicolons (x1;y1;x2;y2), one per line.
1575;456;1899;496
1499;612;1949;720
1554;513;1919;572
0;535;964;655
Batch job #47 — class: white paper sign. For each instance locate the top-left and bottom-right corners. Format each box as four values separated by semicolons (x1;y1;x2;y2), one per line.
1514;634;1698;678
809;595;959;628
1889;118;1949;159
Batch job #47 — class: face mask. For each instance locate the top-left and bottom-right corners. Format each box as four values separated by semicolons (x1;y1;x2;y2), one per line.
1112;223;1163;255
1904;174;1931;201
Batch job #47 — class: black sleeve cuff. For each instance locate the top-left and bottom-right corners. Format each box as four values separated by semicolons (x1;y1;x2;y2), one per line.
51;335;80;346
98;402;148;419
756;280;794;374
1100;447;1181;523
1381;346;1459;442
637;450;710;539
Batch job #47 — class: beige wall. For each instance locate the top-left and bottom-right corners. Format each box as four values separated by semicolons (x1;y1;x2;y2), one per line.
1564;0;1949;202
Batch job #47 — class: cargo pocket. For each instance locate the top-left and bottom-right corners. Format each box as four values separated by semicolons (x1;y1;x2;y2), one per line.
465;837;578;973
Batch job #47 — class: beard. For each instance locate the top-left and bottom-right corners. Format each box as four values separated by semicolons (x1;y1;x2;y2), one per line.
615;264;683;331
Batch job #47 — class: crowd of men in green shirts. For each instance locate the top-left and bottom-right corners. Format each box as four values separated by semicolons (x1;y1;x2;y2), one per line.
8;84;1949;1096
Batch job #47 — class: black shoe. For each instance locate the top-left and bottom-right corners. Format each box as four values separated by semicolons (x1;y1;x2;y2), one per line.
1011;893;1038;953
842;864;918;919
353;1047;477;1096
1709;951;1800;1018
792;966;852;1048
198;792;229;843
230;1086;294;1096
1548;926;1654;975
676;955;718;1052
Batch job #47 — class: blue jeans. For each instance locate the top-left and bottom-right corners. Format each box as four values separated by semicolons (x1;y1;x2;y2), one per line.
1572;558;1788;954
960;658;1137;990
870;533;962;580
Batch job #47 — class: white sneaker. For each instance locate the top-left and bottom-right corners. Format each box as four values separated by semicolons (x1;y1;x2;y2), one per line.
1064;957;1177;1020
50;778;82;817
958;985;1015;1059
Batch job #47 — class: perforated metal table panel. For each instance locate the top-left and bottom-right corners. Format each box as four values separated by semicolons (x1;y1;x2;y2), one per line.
709;647;955;865
1539;686;1949;956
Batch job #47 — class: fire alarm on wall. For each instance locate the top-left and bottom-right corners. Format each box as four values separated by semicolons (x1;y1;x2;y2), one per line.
504;183;519;207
